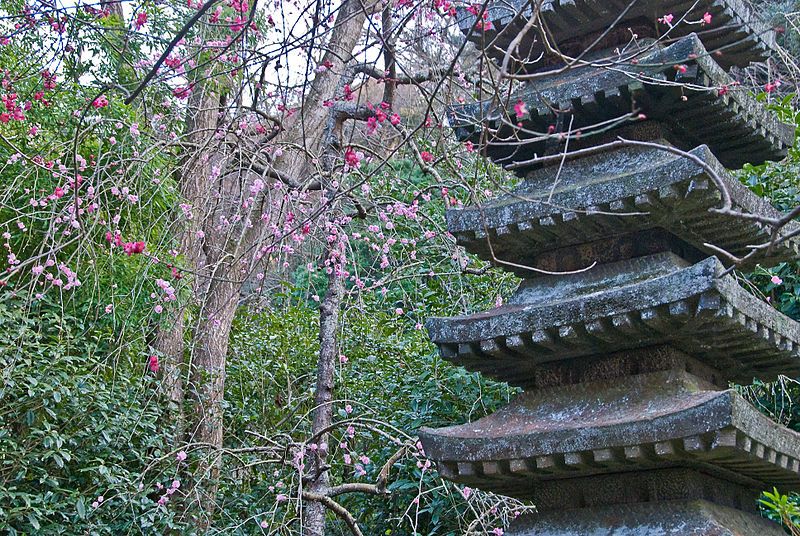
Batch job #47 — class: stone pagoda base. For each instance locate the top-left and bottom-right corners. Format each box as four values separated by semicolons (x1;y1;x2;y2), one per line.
506;500;785;535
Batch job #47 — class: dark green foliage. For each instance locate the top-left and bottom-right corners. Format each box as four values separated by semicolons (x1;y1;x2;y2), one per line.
741;97;800;322
223;301;516;535
0;291;180;534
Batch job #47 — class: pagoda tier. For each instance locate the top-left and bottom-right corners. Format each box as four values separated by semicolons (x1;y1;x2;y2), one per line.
428;253;800;387
419;368;800;501
449;35;794;170
457;0;776;72
445;141;800;273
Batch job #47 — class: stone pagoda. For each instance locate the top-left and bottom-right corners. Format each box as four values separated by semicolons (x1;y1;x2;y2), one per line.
419;1;800;534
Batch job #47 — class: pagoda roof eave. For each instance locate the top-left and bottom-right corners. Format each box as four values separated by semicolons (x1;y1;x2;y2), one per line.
427;254;800;385
448;34;794;170
457;0;777;71
419;371;800;493
445;143;800;272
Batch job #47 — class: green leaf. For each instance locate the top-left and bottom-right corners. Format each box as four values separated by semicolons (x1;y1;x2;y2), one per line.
76;497;86;519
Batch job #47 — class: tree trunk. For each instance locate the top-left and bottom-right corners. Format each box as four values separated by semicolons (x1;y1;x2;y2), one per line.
154;313;185;428
155;82;221;421
186;267;239;470
304;244;345;536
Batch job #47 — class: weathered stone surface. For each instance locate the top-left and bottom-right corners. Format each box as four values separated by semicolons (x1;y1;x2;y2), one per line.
427;253;800;386
506;500;785;535
427;6;799;531
458;0;776;71
516;468;763;513
501;346;725;390
446;142;799;272
449;35;794;169
418;370;800;496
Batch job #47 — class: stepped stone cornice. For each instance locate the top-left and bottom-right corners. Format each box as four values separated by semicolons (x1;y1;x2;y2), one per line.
445;143;799;272
427;254;800;386
449;35;794;170
420;370;800;497
458;0;777;71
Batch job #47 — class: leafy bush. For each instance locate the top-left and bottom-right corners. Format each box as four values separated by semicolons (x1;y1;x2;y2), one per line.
222;300;519;535
0;290;186;534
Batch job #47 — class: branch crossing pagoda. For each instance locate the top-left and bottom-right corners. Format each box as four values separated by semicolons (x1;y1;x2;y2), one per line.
420;1;800;534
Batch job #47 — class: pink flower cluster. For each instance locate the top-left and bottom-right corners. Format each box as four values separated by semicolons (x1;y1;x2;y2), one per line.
92;95;109;109
155;479;181;506
134;12;147;29
365;101;400;135
105;231;146;256
1;93;28;123
344;147;362;169
466;4;492;30
30;260;82;291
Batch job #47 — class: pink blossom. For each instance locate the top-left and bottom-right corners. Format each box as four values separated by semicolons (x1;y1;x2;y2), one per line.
276;493;288;503
461;486;473;499
148;355;159;373
123;241;146;255
344;147;361;168
339;354;349;364
771;275;783;285
260;520;268;528
765;80;781;93
176;450;188;462
702;12;712;25
134;11;148;29
658;13;674;25
492;529;504;535
173;85;193;99
92;95;109;109
395;307;404;315
366;116;379;135
420;151;434;163
513;99;528;119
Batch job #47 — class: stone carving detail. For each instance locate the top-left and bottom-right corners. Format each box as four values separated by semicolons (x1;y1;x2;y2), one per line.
421;4;800;534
